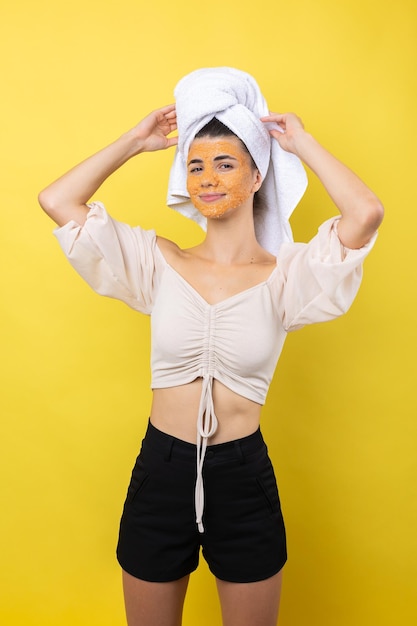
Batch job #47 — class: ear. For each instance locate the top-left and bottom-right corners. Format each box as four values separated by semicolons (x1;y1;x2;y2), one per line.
251;170;263;193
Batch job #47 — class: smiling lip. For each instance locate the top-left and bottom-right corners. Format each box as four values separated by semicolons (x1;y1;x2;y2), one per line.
199;193;225;203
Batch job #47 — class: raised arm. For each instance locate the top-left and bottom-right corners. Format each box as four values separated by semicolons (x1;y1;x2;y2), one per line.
38;105;178;227
261;113;384;249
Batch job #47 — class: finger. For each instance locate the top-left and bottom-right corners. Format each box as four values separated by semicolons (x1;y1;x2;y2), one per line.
261;117;285;137
165;136;178;148
269;129;285;140
158;103;176;114
165;111;177;121
260;112;284;121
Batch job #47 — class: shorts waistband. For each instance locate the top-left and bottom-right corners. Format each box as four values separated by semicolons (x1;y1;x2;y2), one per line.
144;419;265;464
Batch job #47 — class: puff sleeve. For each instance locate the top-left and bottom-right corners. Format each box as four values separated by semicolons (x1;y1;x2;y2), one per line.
53;202;160;314
272;217;378;331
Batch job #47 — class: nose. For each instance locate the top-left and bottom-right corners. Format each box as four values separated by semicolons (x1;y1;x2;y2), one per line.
200;168;218;187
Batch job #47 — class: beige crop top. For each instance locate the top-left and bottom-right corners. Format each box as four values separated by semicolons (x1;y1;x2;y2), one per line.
54;202;376;531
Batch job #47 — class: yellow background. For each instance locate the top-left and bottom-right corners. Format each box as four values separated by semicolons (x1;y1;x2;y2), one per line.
1;0;416;624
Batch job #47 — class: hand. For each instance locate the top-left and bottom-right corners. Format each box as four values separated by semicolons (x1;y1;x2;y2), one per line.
261;112;306;155
131;104;178;154
262;112;383;247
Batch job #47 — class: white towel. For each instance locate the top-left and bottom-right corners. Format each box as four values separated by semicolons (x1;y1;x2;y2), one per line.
167;67;308;255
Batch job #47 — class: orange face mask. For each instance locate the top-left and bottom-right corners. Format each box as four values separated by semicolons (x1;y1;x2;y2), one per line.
186;137;260;219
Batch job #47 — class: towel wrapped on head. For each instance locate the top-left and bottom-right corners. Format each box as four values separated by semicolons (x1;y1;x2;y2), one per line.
167;67;308;255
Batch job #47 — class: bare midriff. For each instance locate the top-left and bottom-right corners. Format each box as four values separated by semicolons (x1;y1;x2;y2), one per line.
150;379;262;445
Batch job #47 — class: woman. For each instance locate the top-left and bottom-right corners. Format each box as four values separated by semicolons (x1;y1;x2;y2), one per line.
39;68;383;626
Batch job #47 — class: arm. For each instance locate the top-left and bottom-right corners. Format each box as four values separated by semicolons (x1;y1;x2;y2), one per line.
261;113;384;249
38;104;178;227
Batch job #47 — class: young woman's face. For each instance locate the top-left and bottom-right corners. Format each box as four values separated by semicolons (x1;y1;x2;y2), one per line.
186;136;261;219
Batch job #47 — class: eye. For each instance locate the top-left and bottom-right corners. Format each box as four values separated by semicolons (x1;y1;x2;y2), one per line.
189;165;203;173
218;162;233;170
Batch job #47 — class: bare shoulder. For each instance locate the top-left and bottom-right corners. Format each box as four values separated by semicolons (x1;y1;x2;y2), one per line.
156;235;185;264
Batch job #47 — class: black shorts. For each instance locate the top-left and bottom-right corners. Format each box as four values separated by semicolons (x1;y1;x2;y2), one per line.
116;421;287;583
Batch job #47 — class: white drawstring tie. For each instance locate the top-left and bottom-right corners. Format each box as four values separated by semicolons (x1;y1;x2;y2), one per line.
195;374;218;533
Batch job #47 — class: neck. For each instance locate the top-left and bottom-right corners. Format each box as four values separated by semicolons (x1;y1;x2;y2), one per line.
201;206;261;264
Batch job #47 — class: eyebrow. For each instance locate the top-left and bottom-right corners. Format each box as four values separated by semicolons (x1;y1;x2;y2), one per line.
187;154;238;166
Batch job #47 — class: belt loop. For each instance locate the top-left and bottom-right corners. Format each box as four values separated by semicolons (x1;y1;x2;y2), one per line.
164;438;174;462
234;440;245;465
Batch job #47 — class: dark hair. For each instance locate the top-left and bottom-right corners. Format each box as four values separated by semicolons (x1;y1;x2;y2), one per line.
194;117;264;213
195;117;236;140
